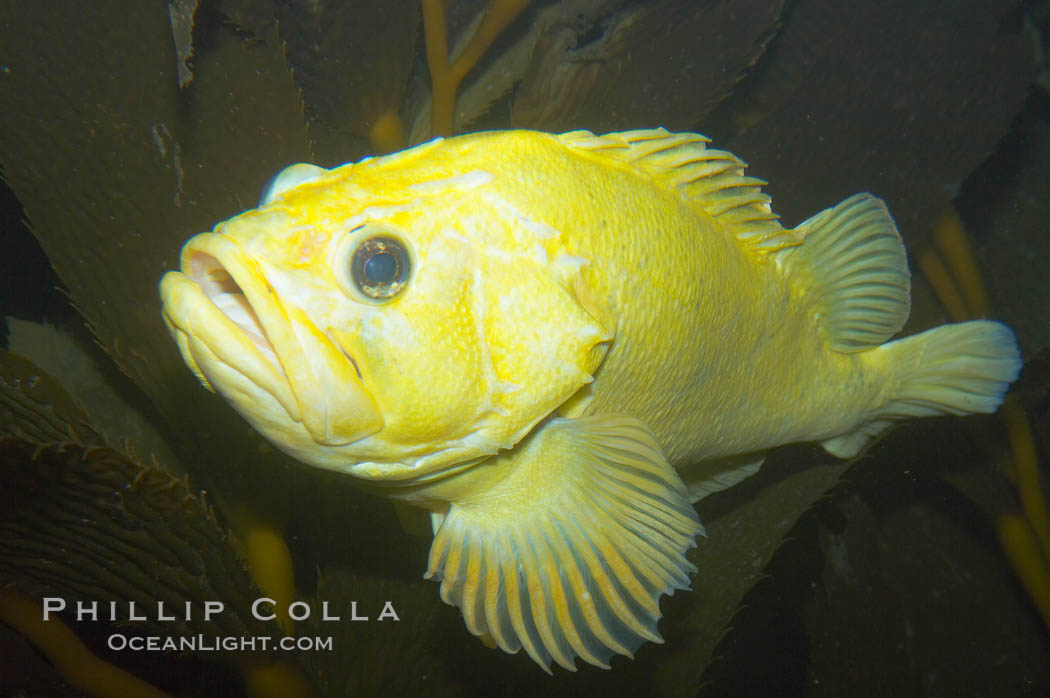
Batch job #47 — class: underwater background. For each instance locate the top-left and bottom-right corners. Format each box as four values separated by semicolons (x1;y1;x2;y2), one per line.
1;1;1048;695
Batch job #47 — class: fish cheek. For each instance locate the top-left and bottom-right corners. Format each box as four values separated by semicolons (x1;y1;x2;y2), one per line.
356;288;492;448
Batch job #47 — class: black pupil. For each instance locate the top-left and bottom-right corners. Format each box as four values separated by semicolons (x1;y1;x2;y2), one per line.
364;251;398;283
351;236;409;301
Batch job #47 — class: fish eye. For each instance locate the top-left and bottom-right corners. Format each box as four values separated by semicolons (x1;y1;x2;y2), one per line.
350;236;410;300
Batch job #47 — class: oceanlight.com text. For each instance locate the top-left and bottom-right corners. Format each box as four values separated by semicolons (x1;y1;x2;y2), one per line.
107;633;334;652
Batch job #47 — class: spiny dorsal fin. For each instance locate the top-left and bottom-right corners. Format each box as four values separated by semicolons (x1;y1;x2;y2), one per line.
776;193;911;352
558;128;801;252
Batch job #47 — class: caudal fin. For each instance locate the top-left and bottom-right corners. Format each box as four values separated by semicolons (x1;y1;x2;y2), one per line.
822;320;1022;458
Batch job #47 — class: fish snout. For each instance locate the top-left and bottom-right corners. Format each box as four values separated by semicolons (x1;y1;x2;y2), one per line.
163;232;383;447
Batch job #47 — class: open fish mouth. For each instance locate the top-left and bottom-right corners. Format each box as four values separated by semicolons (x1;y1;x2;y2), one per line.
160;232;383;446
184;250;284;375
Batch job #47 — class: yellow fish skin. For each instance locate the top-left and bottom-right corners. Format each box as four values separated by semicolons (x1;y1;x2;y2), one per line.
159;128;1021;671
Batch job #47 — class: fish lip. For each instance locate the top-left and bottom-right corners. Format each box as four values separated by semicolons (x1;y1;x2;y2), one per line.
159;234;301;423
163;232;383;445
184;247;284;374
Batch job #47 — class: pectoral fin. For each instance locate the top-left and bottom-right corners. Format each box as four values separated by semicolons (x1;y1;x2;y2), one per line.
424;415;703;672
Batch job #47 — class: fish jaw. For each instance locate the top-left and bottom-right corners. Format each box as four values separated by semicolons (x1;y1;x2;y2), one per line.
159;232;383;448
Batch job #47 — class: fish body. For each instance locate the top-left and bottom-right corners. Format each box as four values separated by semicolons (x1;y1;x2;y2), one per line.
160;129;1021;671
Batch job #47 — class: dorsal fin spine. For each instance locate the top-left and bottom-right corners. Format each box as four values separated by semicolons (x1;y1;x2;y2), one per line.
559;128;800;254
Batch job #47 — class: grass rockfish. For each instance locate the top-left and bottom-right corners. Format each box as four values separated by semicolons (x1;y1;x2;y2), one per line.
159;128;1021;671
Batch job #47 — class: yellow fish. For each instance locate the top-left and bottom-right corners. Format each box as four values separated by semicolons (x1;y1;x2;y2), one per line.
159;129;1021;671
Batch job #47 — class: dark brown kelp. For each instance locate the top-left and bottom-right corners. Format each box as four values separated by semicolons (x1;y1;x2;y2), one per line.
511;0;785;134
714;0;1033;242
0;2;309;458
0;349;282;662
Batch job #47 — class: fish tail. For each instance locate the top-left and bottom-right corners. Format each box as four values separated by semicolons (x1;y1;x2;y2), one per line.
822;320;1021;458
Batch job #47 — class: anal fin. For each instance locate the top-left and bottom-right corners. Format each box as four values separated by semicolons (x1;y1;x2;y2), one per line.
424;415;703;672
681;452;765;502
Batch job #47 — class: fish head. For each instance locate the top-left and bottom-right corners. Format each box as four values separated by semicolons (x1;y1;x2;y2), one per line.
159;135;614;484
